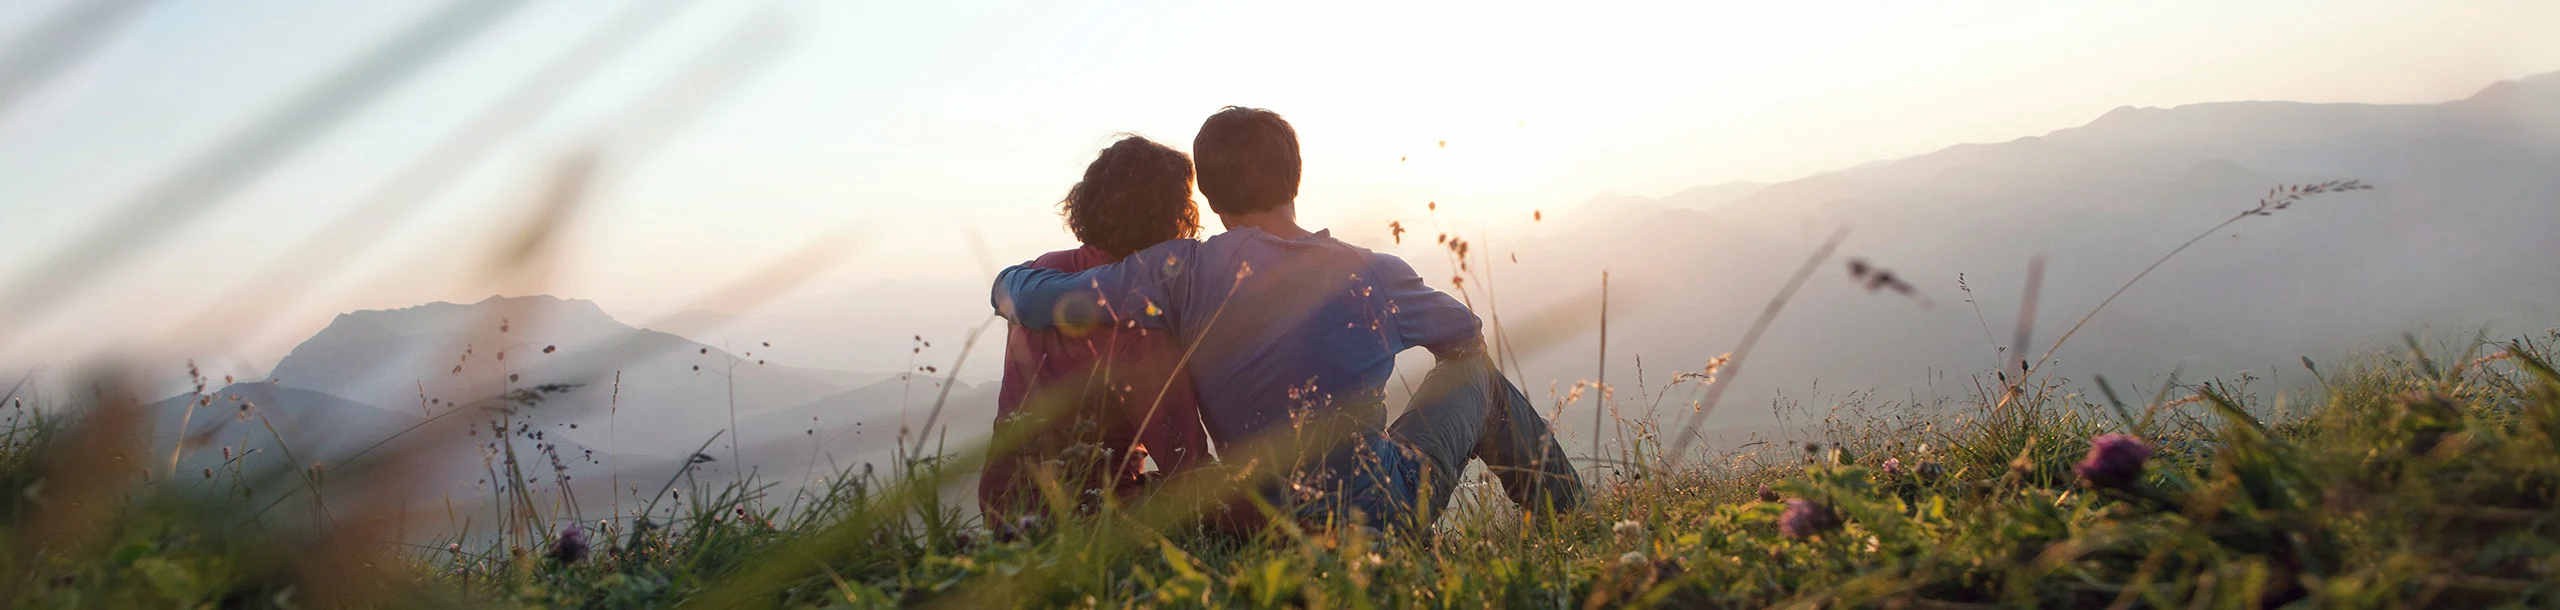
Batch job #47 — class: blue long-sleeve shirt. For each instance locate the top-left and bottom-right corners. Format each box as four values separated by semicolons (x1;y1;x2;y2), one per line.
992;227;1482;451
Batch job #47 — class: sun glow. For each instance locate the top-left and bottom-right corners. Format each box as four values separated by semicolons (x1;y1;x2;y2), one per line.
1390;118;1568;216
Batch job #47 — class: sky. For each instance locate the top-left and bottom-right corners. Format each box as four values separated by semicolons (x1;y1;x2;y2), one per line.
0;0;2553;373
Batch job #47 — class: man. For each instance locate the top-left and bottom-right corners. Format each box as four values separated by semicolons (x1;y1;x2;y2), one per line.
991;107;1580;532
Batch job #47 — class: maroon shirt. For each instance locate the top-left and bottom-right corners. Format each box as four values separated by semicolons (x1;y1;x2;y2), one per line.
978;245;1212;519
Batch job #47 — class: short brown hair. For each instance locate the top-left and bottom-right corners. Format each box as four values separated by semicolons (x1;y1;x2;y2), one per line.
1060;135;1201;257
1192;106;1300;216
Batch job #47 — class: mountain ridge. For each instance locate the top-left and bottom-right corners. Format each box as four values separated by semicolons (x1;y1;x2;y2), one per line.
1500;69;2560;451
260;294;911;462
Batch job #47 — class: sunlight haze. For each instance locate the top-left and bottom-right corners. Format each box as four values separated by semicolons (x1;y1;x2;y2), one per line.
0;0;2552;374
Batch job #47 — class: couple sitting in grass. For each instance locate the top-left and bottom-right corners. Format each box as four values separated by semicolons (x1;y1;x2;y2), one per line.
980;107;1581;536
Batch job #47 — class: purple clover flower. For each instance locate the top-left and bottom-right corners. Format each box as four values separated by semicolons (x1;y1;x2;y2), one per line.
2074;433;2152;491
546;524;589;565
1881;458;1902;476
1779;499;1840;539
1756;483;1780;503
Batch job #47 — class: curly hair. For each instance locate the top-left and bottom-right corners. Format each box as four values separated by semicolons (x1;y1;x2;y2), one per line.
1192;106;1300;216
1061;135;1201;257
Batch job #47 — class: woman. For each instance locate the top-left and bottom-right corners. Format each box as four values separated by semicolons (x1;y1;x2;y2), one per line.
979;135;1213;528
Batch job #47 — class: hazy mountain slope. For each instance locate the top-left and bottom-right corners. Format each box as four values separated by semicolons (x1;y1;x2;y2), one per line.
739;374;992;442
142;381;423;468
733;373;1001;472
264;295;871;458
1497;71;2560;451
131;294;974;531
1661;181;1769;210
662;279;997;377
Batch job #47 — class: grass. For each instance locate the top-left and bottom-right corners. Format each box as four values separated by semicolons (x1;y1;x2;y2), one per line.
1;331;2556;608
6;178;2557;608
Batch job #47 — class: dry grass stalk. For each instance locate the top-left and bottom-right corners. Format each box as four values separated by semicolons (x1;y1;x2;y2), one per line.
1665;226;1852;465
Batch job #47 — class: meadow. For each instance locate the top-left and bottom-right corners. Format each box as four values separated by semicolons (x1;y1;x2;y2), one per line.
3;181;2559;609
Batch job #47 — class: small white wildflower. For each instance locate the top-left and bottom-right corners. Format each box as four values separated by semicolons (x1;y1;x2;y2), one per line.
1612;519;1645;540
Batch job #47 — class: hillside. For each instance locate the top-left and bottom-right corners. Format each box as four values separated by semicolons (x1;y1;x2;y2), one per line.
141;381;421;468
731;373;1001;485
265;295;860;459
1465;71;2560;452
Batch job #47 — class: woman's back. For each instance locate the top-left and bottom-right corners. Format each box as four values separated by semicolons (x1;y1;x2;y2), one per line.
979;245;1211;521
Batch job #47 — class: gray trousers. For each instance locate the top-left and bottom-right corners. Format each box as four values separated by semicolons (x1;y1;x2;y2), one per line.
1384;352;1584;524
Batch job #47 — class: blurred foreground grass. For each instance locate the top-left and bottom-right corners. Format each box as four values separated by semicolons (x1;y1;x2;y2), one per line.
2;333;2557;608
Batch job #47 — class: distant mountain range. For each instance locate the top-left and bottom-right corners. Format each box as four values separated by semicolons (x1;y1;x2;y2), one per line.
1579;180;1768;215
1481;70;2560;448
139;295;1003;510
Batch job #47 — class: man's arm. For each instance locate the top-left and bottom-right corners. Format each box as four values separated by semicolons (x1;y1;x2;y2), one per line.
991;241;1191;330
1367;253;1483;357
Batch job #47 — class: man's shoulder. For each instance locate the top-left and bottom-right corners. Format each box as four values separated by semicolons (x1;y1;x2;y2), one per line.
1353;247;1422;279
1196;227;1391;257
1193;229;1423;278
